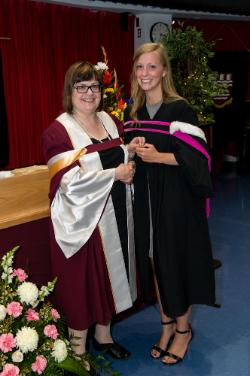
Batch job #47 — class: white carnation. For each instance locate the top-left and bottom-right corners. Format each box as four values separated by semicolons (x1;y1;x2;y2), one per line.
94;62;108;71
17;282;39;306
0;304;6;320
16;327;39;353
12;350;24;362
52;339;68;362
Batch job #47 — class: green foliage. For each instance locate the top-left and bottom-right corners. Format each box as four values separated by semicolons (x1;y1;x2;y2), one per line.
161;24;228;124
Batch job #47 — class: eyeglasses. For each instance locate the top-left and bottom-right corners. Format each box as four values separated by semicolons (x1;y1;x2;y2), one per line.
73;84;101;93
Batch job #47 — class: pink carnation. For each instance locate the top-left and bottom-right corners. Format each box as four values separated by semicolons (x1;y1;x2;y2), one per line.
6;302;23;318
43;324;58;340
31;355;47;374
0;333;16;353
12;268;27;282
0;363;20;376
51;308;60;320
26;308;39;321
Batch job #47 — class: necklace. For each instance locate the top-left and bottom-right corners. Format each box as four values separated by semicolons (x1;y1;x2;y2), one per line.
73;114;111;143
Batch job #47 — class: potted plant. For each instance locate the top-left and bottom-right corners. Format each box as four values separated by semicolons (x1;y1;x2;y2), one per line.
161;24;228;125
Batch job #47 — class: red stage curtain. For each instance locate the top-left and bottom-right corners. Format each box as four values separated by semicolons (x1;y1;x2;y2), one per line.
0;0;134;169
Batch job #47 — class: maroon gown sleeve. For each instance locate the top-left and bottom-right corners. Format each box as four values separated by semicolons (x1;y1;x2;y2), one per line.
41;120;79;202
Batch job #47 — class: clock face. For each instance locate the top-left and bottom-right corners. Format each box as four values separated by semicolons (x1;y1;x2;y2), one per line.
150;22;168;42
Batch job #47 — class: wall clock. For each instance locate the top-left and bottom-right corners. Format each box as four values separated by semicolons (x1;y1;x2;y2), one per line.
150;22;169;42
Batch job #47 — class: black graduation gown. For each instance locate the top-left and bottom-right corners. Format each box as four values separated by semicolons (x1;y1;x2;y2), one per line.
125;100;216;317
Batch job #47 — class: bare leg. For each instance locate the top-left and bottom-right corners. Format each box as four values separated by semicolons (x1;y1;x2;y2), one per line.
162;306;192;364
68;328;91;371
151;259;176;358
68;328;88;355
94;322;113;343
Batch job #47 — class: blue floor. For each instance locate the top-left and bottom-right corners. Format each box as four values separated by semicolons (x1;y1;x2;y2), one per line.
94;171;250;376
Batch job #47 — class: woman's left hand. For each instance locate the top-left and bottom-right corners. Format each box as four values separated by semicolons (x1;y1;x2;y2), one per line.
136;143;160;163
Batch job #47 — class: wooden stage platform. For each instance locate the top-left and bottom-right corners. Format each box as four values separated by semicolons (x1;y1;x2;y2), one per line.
0;166;52;285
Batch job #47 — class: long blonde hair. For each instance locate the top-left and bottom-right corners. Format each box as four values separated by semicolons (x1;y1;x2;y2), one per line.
130;43;182;120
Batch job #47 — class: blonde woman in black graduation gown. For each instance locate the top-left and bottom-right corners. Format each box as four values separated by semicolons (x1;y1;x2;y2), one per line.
124;43;216;365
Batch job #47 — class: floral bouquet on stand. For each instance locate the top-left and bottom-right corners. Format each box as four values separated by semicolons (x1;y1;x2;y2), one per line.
0;246;119;376
95;47;127;122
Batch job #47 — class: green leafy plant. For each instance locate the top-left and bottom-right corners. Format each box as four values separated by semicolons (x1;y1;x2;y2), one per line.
162;24;228;124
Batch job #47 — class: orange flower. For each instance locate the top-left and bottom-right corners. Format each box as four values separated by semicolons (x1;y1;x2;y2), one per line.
117;98;126;110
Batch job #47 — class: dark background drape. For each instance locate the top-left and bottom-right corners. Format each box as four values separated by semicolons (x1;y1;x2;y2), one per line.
0;50;9;167
1;1;250;170
0;0;134;169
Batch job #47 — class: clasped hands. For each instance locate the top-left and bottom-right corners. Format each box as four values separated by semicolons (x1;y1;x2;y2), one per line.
115;160;136;184
116;137;160;184
128;136;160;163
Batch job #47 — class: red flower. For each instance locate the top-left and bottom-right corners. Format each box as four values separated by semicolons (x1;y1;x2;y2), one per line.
117;98;126;110
102;70;112;86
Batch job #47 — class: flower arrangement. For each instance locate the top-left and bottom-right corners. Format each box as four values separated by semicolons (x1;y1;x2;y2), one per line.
95;47;127;121
0;246;118;376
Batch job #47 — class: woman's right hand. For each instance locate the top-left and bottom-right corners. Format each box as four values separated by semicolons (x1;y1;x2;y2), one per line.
127;137;145;153
115;162;135;184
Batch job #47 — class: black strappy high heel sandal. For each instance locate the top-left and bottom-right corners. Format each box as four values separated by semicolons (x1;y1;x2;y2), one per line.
162;325;193;365
150;319;176;359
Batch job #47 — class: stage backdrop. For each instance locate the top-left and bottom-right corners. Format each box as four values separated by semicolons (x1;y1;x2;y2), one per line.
0;0;134;169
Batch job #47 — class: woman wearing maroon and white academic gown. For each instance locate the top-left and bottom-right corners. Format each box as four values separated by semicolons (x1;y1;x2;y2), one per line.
42;110;137;327
42;61;138;363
